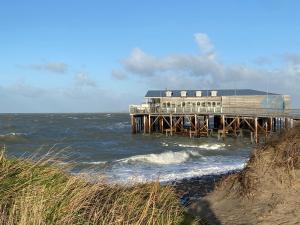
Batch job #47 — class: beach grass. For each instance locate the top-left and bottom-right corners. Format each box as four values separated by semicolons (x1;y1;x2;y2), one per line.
0;149;188;225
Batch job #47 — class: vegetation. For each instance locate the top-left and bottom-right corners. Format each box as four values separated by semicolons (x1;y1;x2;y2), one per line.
0;149;186;225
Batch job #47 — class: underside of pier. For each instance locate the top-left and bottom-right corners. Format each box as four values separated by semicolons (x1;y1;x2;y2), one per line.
131;113;294;144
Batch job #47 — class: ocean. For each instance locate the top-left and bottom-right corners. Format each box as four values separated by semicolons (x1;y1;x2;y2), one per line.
0;113;252;183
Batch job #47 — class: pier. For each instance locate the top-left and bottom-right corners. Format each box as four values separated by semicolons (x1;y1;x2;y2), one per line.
129;89;300;143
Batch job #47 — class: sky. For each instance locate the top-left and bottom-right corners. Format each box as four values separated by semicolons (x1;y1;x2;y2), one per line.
0;0;300;112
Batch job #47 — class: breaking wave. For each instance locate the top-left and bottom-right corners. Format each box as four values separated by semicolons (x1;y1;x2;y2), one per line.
115;162;246;183
177;143;226;150
81;161;107;165
106;122;131;130
117;150;202;165
0;132;28;142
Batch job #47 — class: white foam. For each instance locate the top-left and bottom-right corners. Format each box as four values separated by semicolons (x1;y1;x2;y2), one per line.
117;150;201;165
177;143;225;150
107;162;246;183
67;116;78;120
107;122;131;130
82;161;107;165
158;163;245;182
161;142;169;147
0;132;27;137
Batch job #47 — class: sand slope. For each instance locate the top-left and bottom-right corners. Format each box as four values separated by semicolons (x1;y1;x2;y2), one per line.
194;125;300;225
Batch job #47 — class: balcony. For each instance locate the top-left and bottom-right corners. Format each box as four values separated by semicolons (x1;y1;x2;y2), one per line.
129;104;300;118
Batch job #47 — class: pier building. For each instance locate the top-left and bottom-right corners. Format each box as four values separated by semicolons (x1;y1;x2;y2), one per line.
129;89;299;143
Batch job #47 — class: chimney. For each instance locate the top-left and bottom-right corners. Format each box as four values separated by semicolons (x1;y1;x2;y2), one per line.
166;90;172;97
211;90;218;97
196;91;202;97
181;91;187;97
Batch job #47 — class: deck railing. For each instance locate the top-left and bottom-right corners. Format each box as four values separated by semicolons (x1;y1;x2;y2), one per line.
129;105;300;119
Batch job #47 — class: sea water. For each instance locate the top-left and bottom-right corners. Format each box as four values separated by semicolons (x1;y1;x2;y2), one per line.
0;113;252;183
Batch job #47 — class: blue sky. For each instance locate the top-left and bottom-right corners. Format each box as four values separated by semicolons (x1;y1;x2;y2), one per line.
0;0;300;112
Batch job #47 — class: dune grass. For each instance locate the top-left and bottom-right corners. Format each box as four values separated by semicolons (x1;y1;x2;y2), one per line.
0;149;187;225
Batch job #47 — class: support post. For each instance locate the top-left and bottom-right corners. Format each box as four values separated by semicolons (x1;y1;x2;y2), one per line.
131;115;136;134
148;115;151;134
143;115;146;134
195;114;197;134
222;115;226;138
285;117;289;129
206;116;209;136
170;114;173;136
159;116;164;133
255;117;258;144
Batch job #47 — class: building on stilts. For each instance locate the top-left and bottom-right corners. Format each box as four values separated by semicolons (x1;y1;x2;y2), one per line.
129;89;300;143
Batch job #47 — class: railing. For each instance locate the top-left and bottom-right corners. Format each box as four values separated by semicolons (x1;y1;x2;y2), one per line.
129;105;300;119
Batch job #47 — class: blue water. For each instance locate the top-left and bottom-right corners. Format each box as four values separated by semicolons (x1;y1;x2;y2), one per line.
0;113;252;182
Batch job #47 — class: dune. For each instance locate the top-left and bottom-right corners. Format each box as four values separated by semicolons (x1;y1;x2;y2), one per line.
191;124;300;224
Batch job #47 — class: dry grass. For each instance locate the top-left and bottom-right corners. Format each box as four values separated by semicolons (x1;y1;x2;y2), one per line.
0;149;184;225
217;124;300;197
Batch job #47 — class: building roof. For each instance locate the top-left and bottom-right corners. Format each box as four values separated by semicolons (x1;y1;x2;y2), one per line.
145;89;280;97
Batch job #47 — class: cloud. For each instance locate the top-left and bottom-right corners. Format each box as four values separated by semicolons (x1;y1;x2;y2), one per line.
194;33;215;54
111;69;128;80
116;33;300;107
28;62;68;74
283;53;300;65
0;79;135;113
74;72;97;87
253;56;273;66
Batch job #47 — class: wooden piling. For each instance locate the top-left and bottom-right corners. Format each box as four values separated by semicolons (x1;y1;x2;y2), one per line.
148;115;151;134
221;115;226;138
131;115;136;134
254;117;258;144
170;114;173;136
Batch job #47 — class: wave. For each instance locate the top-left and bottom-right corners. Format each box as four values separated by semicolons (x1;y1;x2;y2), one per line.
81;161;107;165
0;132;28;142
105;162;246;183
67;116;79;120
159;163;245;182
177;143;226;150
161;142;169;147
106;122;131;130
117;150;202;165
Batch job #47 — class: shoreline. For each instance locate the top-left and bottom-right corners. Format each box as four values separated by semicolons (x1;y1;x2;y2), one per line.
172;170;240;205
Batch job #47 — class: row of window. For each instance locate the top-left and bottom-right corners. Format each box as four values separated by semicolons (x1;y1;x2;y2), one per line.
162;101;221;108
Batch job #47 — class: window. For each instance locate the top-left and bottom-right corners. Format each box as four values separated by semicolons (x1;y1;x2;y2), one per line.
167;102;171;107
207;102;211;107
212;102;216;107
182;102;185;107
162;103;166;107
197;102;200;106
181;91;187;97
217;102;221;106
172;104;175;108
201;102;206;107
192;103;196;106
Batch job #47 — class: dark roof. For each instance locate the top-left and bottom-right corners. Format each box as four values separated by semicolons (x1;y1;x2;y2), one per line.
145;89;280;97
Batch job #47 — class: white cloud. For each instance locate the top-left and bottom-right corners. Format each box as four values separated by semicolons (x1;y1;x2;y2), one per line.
111;70;128;80
74;72;97;87
194;33;215;54
116;33;300;107
283;53;300;65
27;62;68;74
